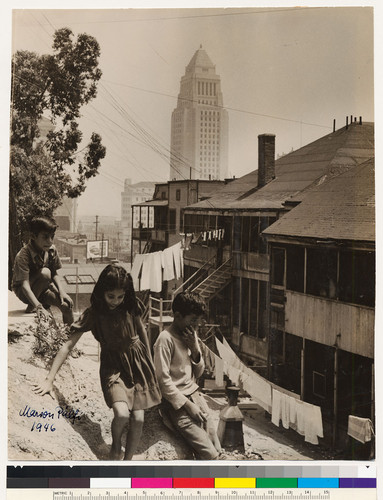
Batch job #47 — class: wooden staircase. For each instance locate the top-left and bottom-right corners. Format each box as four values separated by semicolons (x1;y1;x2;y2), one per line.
191;258;232;302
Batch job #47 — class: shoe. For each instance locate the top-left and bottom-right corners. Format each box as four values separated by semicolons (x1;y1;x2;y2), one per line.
25;304;36;313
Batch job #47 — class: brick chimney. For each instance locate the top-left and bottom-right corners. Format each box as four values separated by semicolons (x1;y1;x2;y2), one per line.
258;134;275;187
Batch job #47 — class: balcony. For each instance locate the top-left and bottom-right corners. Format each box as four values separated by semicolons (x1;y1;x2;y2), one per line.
132;227;167;242
285;290;374;358
232;251;270;273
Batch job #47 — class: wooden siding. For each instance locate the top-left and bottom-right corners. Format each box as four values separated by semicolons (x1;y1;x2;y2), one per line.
285;291;374;359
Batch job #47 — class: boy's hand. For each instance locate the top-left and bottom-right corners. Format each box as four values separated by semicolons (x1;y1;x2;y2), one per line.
184;399;208;423
180;326;199;355
60;292;73;309
32;379;56;400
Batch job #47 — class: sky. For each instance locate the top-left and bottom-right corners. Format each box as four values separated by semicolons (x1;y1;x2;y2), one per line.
7;4;375;219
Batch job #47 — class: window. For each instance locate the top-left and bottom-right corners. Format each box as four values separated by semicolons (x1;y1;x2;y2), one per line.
271;247;285;286
338;250;375;306
286;245;304;292
306;248;337;299
161;191;166;200
176;189;181;201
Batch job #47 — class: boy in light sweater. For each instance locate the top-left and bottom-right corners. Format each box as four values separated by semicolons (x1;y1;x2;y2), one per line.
153;292;221;459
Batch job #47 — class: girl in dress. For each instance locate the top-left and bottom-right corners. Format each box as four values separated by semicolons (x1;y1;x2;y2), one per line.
33;264;162;460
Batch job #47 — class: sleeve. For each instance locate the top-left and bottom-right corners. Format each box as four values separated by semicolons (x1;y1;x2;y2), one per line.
190;349;205;380
12;247;30;285
153;334;188;410
69;308;94;335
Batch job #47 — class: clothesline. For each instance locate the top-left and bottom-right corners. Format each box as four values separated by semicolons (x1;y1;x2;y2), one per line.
130;242;184;292
200;335;324;445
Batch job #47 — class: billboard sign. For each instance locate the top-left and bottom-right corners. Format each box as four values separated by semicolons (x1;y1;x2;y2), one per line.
86;240;109;260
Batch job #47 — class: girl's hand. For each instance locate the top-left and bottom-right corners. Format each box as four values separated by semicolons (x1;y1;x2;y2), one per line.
184;400;208;423
32;379;56;400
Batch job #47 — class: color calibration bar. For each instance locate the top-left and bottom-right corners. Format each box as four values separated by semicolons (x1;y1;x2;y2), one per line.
7;464;376;490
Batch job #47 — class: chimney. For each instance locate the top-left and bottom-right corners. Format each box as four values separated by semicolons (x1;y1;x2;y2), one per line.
258;134;275;188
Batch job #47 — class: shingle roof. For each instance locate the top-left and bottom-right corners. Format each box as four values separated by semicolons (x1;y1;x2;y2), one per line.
185;122;374;211
263;158;375;242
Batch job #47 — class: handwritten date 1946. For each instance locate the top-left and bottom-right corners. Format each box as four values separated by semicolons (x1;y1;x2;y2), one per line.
31;421;56;432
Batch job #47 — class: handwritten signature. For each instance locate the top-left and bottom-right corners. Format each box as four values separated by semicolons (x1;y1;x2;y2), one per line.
19;404;83;425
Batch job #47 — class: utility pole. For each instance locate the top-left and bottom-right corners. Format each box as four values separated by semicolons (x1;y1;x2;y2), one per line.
117;231;120;260
101;232;104;262
94;215;99;240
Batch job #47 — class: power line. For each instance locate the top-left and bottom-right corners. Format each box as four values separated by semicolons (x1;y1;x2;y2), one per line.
104;78;331;130
20;7;322;26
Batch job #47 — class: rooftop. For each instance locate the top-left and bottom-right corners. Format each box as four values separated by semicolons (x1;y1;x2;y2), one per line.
263;158;375;242
185;122;374;211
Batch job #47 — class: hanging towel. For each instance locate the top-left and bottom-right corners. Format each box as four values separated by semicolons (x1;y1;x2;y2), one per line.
227;365;241;387
172;242;182;279
348;415;374;443
130;254;144;290
198;340;215;377
289;396;298;426
149;251;163;293
303;403;323;445
162;247;175;281
271;388;282;427
281;393;290;430
140;253;152;291
214;354;224;387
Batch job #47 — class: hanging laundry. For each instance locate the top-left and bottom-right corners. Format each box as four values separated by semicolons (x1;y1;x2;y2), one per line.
149;251;163;293
162;246;175;281
227;365;241;387
198;340;215;377
214;353;224;387
216;337;272;411
139;253;152;291
130;254;145;290
172;242;183;279
271;388;282;427
347;416;374;443
301;402;323;445
289;396;298;426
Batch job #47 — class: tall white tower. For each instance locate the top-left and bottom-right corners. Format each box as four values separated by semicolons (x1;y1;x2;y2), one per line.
169;46;228;181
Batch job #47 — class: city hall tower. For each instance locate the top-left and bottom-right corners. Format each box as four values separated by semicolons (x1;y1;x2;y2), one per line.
169;46;228;181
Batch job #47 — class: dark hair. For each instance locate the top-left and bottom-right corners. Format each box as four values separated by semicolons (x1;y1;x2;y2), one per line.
29;216;58;237
91;264;139;314
172;291;207;317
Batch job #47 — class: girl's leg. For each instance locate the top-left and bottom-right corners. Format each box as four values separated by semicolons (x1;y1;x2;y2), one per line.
110;402;130;460
123;410;144;460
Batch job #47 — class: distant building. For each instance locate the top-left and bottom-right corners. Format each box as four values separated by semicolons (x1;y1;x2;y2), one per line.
121;179;155;253
170;45;229;181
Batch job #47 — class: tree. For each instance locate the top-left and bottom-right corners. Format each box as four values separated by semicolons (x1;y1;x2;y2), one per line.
9;27;106;285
